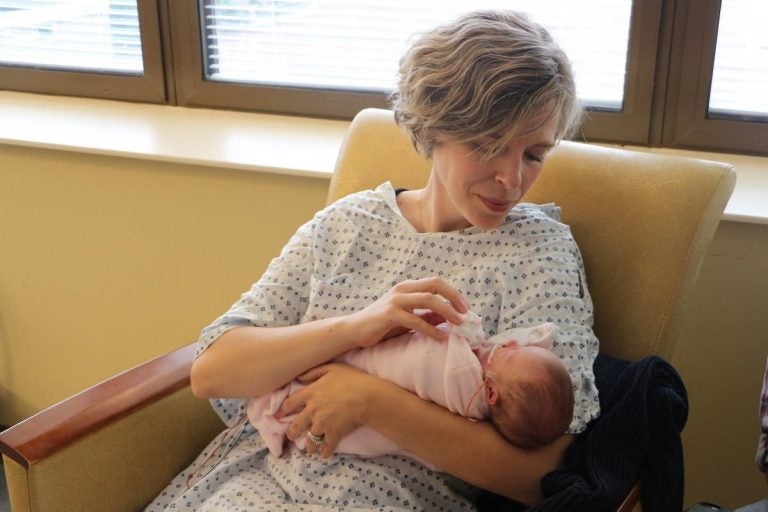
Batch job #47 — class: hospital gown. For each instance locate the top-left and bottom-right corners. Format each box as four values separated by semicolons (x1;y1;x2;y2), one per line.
144;182;600;511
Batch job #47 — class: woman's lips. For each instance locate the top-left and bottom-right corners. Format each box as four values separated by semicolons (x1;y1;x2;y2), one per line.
479;196;513;213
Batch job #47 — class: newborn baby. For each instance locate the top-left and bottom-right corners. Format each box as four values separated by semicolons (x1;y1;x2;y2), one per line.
247;312;574;464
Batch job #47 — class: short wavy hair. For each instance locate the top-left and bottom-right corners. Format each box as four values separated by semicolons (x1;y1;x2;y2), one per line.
391;10;583;159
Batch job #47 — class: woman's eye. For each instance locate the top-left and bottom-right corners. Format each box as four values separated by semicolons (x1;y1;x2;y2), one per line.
525;152;544;163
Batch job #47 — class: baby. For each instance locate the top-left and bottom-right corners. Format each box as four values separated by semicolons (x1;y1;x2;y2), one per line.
247;312;574;464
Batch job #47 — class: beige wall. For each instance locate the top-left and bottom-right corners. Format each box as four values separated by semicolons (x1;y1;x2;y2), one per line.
672;219;768;507
0;144;329;422
0;143;765;506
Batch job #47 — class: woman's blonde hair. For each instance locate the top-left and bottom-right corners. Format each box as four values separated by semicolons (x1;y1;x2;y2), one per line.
391;10;583;159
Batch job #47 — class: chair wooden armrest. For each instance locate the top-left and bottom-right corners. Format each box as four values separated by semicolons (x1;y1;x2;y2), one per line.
0;343;224;512
616;482;642;512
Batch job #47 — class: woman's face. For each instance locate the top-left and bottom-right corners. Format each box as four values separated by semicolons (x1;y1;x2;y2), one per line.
428;112;559;232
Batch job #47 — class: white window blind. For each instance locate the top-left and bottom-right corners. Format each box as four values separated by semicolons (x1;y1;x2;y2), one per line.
201;0;632;110
0;0;143;74
709;0;768;119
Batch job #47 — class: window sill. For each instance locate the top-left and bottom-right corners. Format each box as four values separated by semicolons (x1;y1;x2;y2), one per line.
0;91;348;180
2;91;767;225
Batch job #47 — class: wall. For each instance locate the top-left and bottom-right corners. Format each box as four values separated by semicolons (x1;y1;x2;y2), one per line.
672;220;768;507
0;144;328;422
0;143;765;507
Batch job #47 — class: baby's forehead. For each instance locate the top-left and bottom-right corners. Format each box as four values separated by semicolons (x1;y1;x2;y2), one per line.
500;347;560;375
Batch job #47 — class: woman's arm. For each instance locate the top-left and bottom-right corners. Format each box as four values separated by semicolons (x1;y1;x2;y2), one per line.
366;379;572;504
191;317;359;398
281;363;570;505
191;277;469;399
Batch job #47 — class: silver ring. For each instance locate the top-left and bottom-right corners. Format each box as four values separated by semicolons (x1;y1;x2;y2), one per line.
307;431;325;444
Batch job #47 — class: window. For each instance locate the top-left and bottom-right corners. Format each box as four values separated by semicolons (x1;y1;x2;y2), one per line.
1;0;766;155
197;1;631;107
661;0;768;154
170;0;659;144
0;0;165;102
0;0;144;74
709;0;768;119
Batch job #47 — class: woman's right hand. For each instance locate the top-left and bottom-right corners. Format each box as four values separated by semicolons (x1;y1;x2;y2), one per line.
346;277;470;348
192;277;469;399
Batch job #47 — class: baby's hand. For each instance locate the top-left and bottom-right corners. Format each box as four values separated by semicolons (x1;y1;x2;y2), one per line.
449;311;485;343
487;322;558;349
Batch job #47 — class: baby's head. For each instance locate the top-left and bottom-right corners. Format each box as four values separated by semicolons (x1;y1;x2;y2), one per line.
483;344;574;449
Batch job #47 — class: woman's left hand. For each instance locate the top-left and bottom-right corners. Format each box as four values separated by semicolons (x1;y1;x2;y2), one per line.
278;363;376;459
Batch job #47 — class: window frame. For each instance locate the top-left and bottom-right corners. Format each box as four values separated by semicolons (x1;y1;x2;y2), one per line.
579;0;663;145
169;0;665;144
1;0;766;156
0;0;167;104
167;1;389;119
661;0;768;154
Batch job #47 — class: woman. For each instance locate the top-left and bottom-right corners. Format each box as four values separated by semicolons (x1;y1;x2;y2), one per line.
146;9;599;511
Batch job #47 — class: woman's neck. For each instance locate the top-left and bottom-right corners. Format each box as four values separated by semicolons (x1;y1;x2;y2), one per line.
396;188;429;233
397;176;467;233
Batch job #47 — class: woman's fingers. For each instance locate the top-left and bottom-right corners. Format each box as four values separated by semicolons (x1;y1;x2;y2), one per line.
296;363;337;384
382;293;464;339
350;276;470;348
381;310;448;341
394;277;470;314
281;389;311;438
283;364;373;459
302;413;337;456
418;310;448;327
277;390;300;418
410;291;467;325
319;430;340;458
391;309;450;341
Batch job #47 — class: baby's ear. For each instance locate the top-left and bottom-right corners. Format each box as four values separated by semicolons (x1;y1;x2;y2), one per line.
485;378;500;405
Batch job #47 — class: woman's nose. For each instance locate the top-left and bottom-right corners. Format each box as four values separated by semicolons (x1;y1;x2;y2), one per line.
494;157;523;189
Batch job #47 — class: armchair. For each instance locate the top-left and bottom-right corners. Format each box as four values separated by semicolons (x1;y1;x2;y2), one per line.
1;108;735;511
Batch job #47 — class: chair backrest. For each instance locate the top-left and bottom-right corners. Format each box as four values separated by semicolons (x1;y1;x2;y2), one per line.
328;108;736;360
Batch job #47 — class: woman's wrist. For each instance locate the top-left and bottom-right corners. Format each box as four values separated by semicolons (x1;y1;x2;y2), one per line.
355;376;408;426
323;314;368;353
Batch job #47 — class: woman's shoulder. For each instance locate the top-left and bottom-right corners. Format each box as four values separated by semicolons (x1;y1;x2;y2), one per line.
502;202;570;235
319;182;397;218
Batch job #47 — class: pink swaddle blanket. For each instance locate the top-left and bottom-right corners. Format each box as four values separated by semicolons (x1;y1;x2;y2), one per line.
246;313;556;463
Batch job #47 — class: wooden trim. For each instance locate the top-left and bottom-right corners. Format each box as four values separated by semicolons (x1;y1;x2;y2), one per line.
157;0;177;105
616;481;642;512
647;0;677;147
136;0;168;102
168;1;203;107
0;343;195;468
